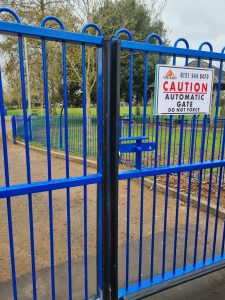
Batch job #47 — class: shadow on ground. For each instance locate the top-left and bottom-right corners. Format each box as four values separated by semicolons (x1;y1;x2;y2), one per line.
2;227;225;300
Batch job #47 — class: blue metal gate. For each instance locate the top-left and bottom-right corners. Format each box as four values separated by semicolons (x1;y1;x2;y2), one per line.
116;31;225;299
0;6;225;300
0;7;104;300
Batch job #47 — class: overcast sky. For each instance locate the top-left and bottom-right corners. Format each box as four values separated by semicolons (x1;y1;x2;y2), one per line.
161;0;225;53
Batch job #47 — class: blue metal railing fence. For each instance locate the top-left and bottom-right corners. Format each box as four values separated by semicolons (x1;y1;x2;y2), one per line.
14;114;98;157
13;114;225;184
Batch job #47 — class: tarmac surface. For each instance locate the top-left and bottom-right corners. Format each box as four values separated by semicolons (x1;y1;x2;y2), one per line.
1;116;225;299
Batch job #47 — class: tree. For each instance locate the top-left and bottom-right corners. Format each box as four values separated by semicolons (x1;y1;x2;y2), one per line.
94;0;168;114
1;0;169;116
66;0;169;115
0;0;76;114
1;0;70;23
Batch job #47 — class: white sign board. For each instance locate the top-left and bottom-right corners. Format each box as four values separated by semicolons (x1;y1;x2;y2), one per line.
154;65;214;115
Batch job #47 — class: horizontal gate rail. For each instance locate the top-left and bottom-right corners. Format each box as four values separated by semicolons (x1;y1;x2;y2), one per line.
119;160;225;180
0;21;103;45
120;40;225;60
0;174;102;198
119;255;225;299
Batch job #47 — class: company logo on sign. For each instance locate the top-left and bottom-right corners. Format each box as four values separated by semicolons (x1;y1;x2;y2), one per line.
154;65;214;115
163;69;177;80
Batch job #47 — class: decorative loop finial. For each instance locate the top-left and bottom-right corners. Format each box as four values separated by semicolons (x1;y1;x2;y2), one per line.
146;33;163;45
82;23;103;36
0;7;21;23
114;28;134;41
41;16;65;30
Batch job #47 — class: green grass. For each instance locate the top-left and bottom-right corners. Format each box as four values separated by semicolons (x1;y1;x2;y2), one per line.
7;106;152;116
7;108;96;116
7;105;222;119
8;107;131;116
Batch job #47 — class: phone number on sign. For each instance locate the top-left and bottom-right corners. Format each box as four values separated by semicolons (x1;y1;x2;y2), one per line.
180;72;210;79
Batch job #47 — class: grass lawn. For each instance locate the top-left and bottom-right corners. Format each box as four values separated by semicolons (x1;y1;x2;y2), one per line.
7;106;222;121
7;107;139;116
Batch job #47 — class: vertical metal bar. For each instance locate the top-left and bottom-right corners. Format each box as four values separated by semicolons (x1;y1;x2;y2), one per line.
138;49;149;284
193;117;199;164
182;117;187;164
125;42;133;292
11;115;17;144
147;116;151;167
173;115;184;274
18;34;37;300
97;46;103;297
212;122;225;260
111;39;120;300
125;178;131;290
193;115;207;266
102;37;120;300
24;37;31;116
150;52;162;282
159;118;163;166
215;124;223;182
82;42;88;300
173;121;177;165
204;119;210;179
41;37;55;299
221;219;225;257
59;115;63;149
150;116;154;167
0;68;18;300
203;59;223;263
150;115;159;281
127;50;133;168
62;41;72;300
188;119;193;164
119;116;122;138
143;52;148;136
164;117;168;165
128;50;133;136
162;115;173;278
183;116;197;270
29;115;33;142
138;176;145;285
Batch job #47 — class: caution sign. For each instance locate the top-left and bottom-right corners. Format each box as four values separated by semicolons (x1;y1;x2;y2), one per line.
154;65;214;115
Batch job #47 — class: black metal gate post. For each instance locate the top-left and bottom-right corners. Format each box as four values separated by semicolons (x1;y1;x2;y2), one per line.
101;37;121;300
111;38;121;300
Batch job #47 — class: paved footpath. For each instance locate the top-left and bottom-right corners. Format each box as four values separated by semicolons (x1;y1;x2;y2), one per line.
1;236;225;299
1;117;225;299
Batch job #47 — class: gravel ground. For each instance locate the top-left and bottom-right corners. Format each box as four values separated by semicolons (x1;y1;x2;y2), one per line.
0;137;224;285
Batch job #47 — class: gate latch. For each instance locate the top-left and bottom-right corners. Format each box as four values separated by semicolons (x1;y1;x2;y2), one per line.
119;136;156;169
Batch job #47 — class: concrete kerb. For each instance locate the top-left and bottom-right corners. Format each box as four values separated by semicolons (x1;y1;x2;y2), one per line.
10;136;225;220
14;138;97;169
